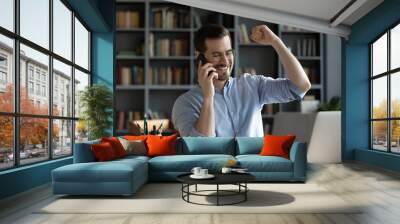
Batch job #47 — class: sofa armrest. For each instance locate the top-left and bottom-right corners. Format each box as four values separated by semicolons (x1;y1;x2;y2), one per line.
289;142;307;181
73;140;100;163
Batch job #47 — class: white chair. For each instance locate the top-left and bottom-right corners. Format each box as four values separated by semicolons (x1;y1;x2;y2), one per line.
307;111;341;163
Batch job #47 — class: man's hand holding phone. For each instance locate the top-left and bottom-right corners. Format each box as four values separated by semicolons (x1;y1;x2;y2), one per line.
197;54;218;98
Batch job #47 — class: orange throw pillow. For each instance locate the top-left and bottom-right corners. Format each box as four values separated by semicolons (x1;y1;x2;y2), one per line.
101;137;126;158
91;142;117;162
124;135;148;141
260;135;296;159
146;134;178;157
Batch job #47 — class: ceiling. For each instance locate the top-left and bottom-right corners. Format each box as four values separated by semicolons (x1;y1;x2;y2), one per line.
165;0;384;38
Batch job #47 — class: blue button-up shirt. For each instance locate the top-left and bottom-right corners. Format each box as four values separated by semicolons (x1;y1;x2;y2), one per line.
171;74;306;137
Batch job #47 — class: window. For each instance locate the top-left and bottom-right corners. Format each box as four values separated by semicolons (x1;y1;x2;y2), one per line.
36;83;40;95
0;0;91;170
20;0;49;49
28;81;34;94
371;23;400;154
74;18;89;70
0;0;14;32
28;67;34;80
0;54;7;88
0;71;7;87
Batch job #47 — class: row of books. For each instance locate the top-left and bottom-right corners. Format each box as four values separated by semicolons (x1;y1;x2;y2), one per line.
238;24;251;44
289;39;318;57
116;10;140;29
303;66;319;84
151;7;190;29
117;65;145;85
281;25;311;32
149;34;189;57
117;110;169;131
263;104;274;115
147;67;190;85
117;110;142;131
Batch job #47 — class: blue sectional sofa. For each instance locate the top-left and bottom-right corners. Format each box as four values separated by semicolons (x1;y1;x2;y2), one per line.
52;137;307;196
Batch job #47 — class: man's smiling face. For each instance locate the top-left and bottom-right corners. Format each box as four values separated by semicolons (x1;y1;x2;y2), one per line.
203;35;234;81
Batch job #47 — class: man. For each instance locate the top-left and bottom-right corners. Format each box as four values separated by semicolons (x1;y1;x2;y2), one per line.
172;24;311;137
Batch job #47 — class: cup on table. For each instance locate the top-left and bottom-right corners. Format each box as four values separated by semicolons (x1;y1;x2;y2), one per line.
199;168;208;176
221;167;232;174
191;167;202;176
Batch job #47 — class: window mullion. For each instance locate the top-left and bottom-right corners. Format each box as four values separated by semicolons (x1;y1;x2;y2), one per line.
14;0;20;167
49;0;53;160
388;29;391;152
71;11;76;154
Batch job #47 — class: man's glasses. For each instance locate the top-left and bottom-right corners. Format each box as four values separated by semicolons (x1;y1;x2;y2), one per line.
205;49;235;63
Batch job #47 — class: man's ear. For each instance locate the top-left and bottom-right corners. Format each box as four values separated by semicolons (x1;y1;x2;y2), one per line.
195;51;200;58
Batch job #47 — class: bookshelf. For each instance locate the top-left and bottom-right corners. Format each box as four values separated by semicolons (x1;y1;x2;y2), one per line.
115;0;326;135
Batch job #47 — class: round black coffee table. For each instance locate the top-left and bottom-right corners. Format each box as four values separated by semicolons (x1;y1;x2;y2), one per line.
177;173;255;206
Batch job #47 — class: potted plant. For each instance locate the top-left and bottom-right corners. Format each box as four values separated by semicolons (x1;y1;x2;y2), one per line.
79;84;113;140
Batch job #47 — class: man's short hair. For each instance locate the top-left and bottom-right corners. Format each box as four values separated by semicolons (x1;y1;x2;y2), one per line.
194;24;230;53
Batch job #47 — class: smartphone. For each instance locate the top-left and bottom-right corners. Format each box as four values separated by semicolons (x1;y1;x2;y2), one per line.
196;53;208;66
196;53;216;78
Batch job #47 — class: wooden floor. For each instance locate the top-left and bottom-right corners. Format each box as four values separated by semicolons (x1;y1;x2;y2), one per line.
1;162;400;224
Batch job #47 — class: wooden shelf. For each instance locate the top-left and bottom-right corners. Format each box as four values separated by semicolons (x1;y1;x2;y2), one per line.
148;85;193;90
116;85;146;90
116;55;145;60
296;56;321;60
262;114;275;119
117;28;145;32
238;43;272;47
281;31;316;35
149;56;193;60
149;28;192;32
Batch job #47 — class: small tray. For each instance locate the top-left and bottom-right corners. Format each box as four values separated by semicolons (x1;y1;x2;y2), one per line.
190;174;215;179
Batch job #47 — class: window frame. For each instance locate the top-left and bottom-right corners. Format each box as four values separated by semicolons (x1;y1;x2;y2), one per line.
0;0;92;171
370;20;400;154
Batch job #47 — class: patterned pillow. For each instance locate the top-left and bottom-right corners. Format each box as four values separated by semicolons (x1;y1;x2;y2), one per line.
118;137;147;156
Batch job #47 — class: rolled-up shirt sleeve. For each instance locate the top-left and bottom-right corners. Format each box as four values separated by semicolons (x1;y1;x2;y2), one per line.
171;95;213;137
254;75;307;105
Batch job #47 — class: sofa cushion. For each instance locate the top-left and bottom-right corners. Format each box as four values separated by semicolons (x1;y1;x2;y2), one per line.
236;137;263;155
74;140;100;163
52;158;147;183
147;134;178;157
178;137;235;155
148;154;235;172
101;137;127;158
91;142;118;161
260;135;296;159
118;137;147;156
236;155;293;172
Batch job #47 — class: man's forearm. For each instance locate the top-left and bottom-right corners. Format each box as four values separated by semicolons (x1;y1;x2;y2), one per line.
195;97;215;136
272;39;311;92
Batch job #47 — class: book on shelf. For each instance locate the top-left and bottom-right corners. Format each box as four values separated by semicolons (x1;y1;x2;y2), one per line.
295;38;317;56
192;11;202;28
151;7;190;29
264;104;274;115
117;65;144;85
116;10;140;29
149;34;189;57
302;66;318;84
117;110;143;131
239;23;250;44
281;25;311;33
148;67;189;85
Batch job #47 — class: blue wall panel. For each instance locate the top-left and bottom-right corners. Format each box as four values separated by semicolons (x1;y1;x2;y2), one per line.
344;0;400;170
